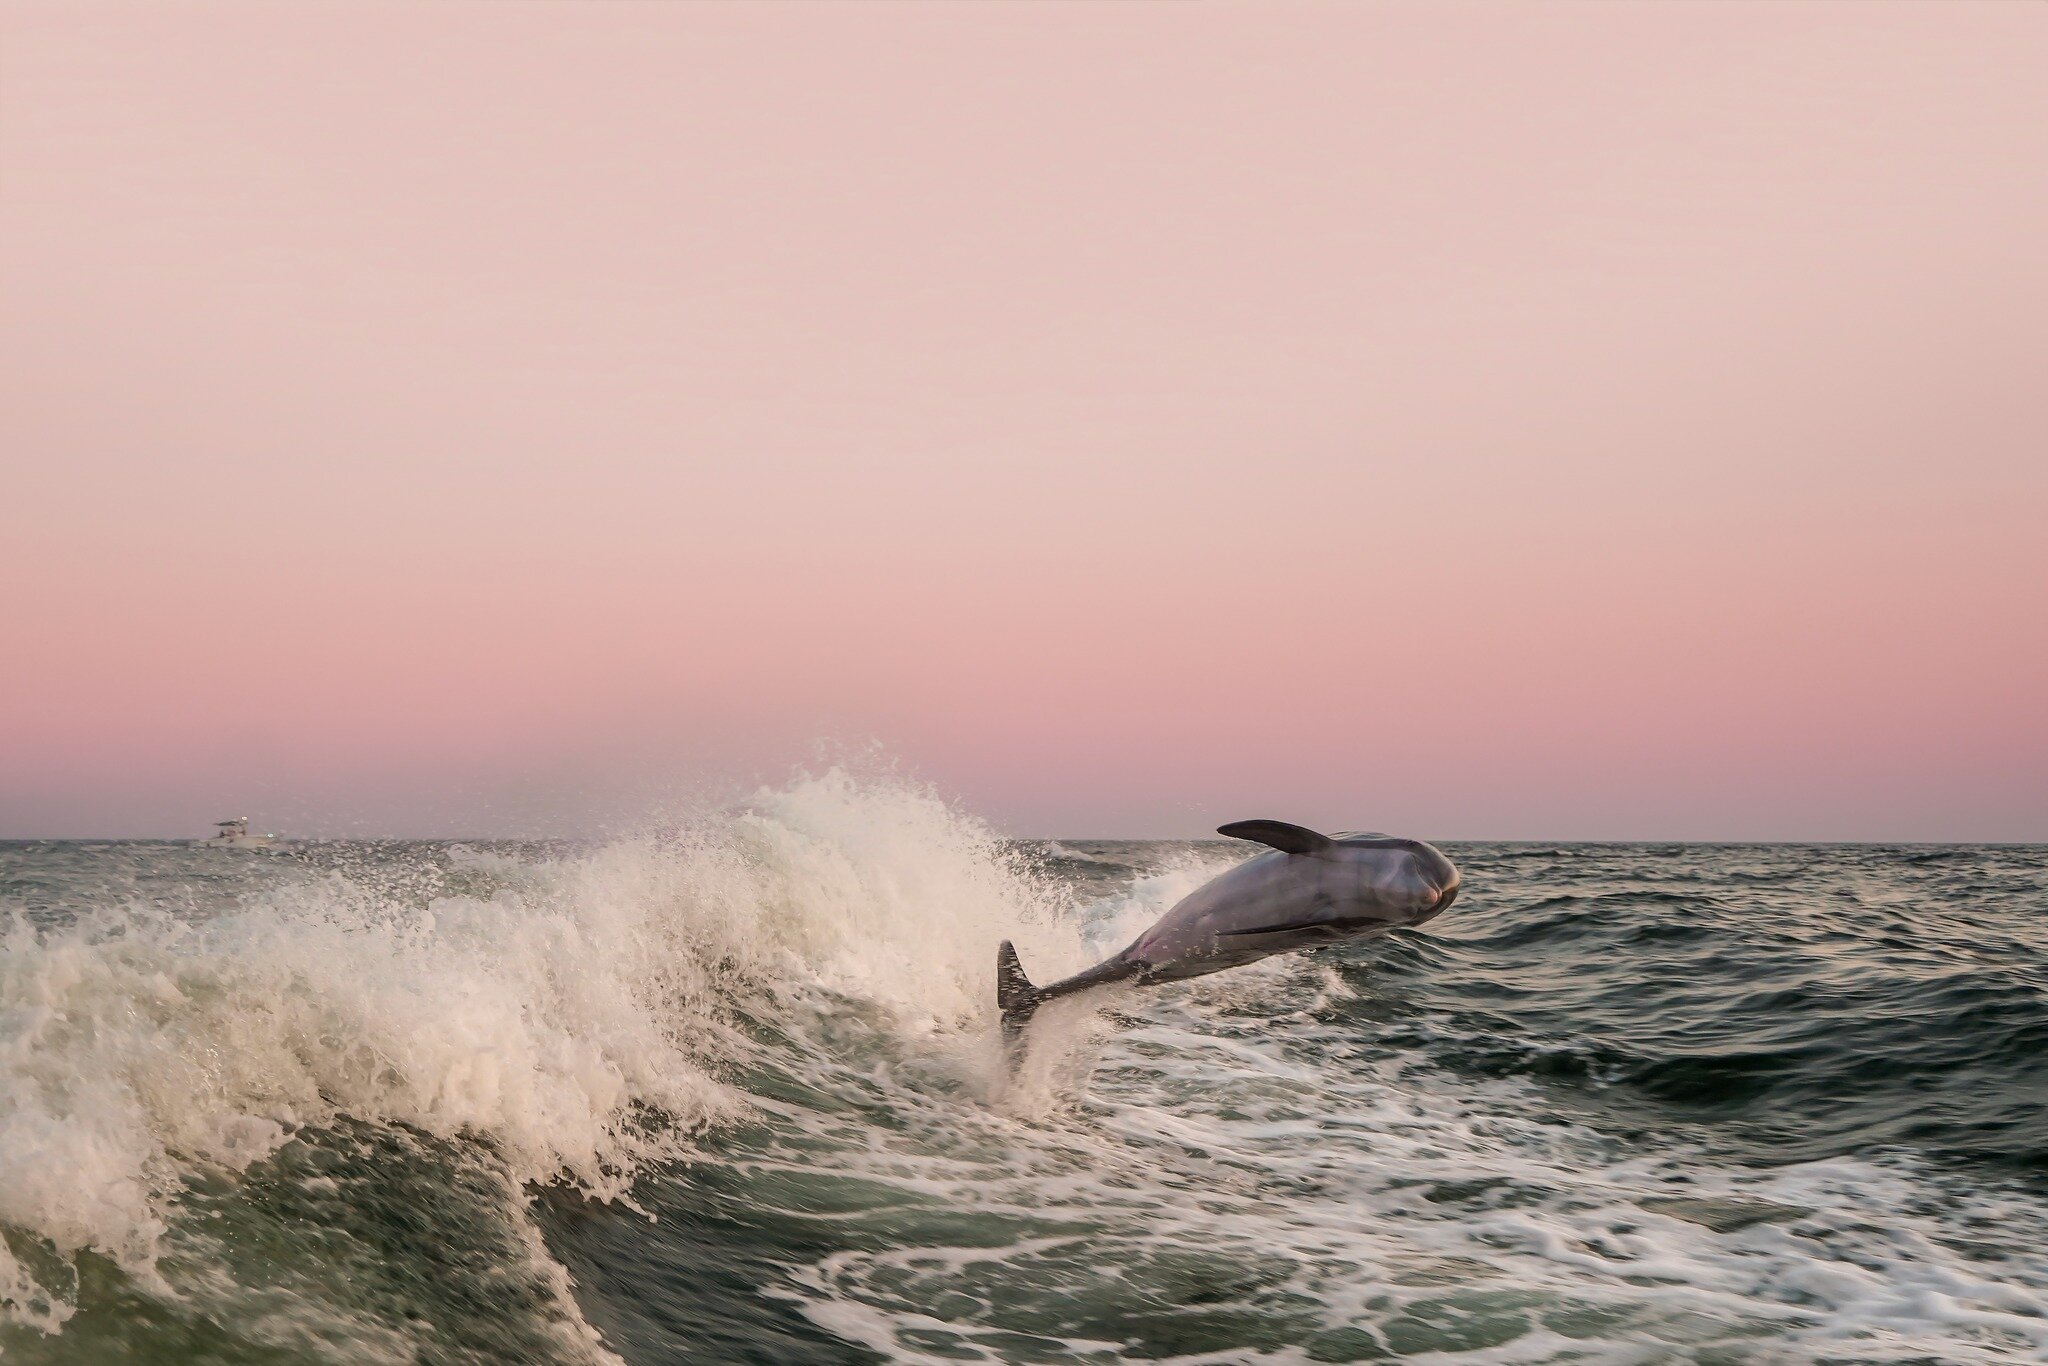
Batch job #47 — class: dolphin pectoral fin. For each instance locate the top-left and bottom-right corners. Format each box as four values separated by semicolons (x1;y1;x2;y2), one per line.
1217;820;1334;856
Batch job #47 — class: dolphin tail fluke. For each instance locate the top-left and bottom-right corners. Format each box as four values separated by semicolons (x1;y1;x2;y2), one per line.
996;940;1045;1043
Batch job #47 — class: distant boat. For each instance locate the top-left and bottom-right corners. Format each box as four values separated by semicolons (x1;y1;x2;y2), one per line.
197;817;279;851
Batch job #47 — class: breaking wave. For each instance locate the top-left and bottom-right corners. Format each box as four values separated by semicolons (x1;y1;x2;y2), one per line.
4;782;2045;1363
0;770;1095;1348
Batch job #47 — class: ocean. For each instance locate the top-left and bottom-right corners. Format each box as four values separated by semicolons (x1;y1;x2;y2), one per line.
2;771;2044;1363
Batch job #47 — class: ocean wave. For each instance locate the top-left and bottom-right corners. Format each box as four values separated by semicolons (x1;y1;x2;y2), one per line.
0;770;1094;1343
5;817;2047;1361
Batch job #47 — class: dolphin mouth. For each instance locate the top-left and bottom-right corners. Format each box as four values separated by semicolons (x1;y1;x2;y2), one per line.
1218;915;1382;939
1410;883;1458;925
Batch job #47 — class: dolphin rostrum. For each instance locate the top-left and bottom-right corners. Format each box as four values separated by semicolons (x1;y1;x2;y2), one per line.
998;820;1460;1045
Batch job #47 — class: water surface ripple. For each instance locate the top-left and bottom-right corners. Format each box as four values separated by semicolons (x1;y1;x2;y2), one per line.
3;795;2044;1363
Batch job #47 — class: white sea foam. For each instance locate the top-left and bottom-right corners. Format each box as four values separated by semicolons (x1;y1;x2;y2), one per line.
0;768;1090;1338
9;791;2046;1364
773;956;2048;1365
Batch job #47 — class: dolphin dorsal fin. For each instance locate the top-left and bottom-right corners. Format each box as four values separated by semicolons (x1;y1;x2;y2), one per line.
1216;820;1333;856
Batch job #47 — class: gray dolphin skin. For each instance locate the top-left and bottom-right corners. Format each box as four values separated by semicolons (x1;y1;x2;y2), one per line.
998;820;1460;1046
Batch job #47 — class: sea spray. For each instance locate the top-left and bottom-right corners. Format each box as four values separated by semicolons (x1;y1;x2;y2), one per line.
8;815;2045;1363
0;768;1091;1344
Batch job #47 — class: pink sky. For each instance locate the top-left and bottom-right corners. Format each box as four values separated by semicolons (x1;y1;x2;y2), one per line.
3;2;2044;840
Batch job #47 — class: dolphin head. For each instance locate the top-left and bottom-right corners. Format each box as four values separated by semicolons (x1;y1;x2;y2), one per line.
1328;833;1461;926
1405;840;1461;924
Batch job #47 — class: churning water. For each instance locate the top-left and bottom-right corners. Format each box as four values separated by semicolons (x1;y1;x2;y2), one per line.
3;771;2045;1363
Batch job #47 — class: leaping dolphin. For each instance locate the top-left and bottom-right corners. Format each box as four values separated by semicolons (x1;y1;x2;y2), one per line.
998;820;1460;1046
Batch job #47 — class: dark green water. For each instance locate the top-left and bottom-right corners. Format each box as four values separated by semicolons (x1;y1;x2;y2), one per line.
3;780;2044;1363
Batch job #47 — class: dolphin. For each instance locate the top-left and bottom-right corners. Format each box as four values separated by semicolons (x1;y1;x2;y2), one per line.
998;820;1460;1046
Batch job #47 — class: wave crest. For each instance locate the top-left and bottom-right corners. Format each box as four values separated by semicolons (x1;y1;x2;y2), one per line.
0;768;1087;1334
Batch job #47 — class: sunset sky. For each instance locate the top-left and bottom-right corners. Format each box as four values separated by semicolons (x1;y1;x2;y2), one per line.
3;2;2044;840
